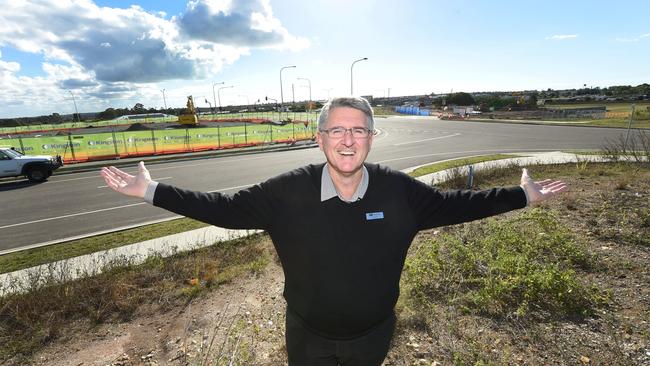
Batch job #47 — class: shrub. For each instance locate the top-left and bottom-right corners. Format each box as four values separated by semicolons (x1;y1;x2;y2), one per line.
403;209;604;320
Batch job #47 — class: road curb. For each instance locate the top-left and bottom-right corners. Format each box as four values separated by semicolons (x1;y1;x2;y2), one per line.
464;118;640;130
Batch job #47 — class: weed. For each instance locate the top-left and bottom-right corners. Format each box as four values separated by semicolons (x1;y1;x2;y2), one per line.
403;209;604;321
0;233;271;362
602;130;650;165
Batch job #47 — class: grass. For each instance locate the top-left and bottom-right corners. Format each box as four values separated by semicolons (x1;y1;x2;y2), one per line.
403;208;604;320
468;102;650;129
0;217;208;274
577;118;650;129
373;106;403;116
0;233;272;362
391;161;649;365
408;154;523;178
548;102;650;113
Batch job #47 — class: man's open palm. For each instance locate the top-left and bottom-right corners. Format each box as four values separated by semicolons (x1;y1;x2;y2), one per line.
100;161;152;198
520;168;568;204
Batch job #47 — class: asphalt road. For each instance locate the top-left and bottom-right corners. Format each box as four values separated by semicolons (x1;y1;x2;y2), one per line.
0;117;627;252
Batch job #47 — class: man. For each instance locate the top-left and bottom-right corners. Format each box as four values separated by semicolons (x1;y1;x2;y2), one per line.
101;96;567;365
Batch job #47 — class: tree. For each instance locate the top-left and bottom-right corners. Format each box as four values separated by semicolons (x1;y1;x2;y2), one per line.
50;113;63;124
97;108;118;120
132;103;145;112
446;92;476;106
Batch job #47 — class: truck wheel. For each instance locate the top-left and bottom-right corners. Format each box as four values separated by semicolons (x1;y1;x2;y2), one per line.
26;167;49;182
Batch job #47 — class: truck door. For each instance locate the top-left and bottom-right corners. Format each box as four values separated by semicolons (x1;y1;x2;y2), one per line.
0;150;20;177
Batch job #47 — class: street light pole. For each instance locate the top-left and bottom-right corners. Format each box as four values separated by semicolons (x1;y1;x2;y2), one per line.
350;57;368;95
212;82;224;113
298;77;312;115
160;89;168;109
297;77;311;102
217;85;234;110
280;65;296;109
324;88;333;100
68;90;80;123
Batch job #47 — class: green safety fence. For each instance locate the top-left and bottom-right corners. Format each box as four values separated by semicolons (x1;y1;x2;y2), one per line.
0;121;317;163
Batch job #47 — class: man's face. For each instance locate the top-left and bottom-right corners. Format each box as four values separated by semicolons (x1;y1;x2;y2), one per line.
316;106;373;178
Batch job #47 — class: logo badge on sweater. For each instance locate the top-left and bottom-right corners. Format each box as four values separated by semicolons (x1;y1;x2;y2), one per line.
366;212;384;220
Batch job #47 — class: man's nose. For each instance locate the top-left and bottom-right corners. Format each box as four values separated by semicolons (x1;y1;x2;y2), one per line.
342;129;355;145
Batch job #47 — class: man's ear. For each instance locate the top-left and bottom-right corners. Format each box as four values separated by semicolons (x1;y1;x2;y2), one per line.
316;132;324;151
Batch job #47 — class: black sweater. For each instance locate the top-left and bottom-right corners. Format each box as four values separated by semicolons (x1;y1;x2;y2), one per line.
153;163;527;339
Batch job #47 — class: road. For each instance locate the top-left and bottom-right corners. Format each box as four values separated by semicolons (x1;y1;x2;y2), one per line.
0;117;627;252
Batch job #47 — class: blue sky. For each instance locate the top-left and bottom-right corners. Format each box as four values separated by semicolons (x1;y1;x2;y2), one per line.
0;0;648;118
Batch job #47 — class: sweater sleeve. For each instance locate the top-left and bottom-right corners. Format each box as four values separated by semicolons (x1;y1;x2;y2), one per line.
152;182;274;230
407;177;527;230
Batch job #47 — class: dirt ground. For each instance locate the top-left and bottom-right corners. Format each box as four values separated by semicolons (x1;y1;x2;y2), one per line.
19;164;650;365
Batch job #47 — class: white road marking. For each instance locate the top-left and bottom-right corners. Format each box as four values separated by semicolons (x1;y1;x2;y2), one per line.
97;176;173;189
0;182;257;230
47;154;285;184
0;202;148;229
393;133;461;146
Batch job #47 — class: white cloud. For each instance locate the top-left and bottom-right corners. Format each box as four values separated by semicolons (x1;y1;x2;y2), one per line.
0;0;309;117
177;0;308;51
616;33;650;42
546;34;578;40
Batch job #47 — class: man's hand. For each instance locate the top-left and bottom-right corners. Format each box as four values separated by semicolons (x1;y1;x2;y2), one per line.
100;161;152;198
520;168;568;205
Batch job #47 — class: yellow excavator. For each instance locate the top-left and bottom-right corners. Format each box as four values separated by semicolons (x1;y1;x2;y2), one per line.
178;96;199;125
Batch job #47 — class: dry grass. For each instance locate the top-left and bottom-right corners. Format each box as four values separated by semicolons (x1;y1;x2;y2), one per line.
0;233;271;363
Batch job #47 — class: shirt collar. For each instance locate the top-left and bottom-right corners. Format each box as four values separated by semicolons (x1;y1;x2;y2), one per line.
321;164;369;203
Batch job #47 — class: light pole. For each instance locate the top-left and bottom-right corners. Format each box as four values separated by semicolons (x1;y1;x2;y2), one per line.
324;88;333;100
350;57;368;95
297;77;311;102
160;89;168;110
217;85;234;110
212;81;224;113
298;77;312;114
68;90;80;123
280;65;296;109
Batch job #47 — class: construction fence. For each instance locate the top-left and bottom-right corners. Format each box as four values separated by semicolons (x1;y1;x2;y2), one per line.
0;121;316;164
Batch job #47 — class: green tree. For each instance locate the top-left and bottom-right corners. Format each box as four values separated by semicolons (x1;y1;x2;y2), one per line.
97;108;118;120
132;103;145;112
447;92;476;106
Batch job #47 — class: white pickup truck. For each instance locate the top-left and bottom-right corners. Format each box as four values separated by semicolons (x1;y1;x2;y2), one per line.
0;147;63;182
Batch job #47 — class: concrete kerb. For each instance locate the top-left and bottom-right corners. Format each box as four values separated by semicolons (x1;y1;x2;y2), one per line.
0;226;261;296
463;118;641;130
411;151;610;186
0;151;611;296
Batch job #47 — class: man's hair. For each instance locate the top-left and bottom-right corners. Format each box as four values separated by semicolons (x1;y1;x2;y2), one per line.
317;96;374;131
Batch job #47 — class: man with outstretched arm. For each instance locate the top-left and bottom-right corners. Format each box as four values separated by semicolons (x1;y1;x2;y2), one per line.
101;96;567;365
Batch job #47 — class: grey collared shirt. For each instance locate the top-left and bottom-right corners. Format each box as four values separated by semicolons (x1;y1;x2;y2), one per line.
321;164;369;203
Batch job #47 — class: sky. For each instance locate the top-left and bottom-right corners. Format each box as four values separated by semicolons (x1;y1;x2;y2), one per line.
0;0;648;118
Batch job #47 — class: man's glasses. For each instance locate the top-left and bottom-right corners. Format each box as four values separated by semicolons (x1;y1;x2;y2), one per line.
319;127;374;139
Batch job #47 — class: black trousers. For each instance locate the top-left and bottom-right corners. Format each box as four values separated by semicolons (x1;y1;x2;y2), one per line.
285;308;396;366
